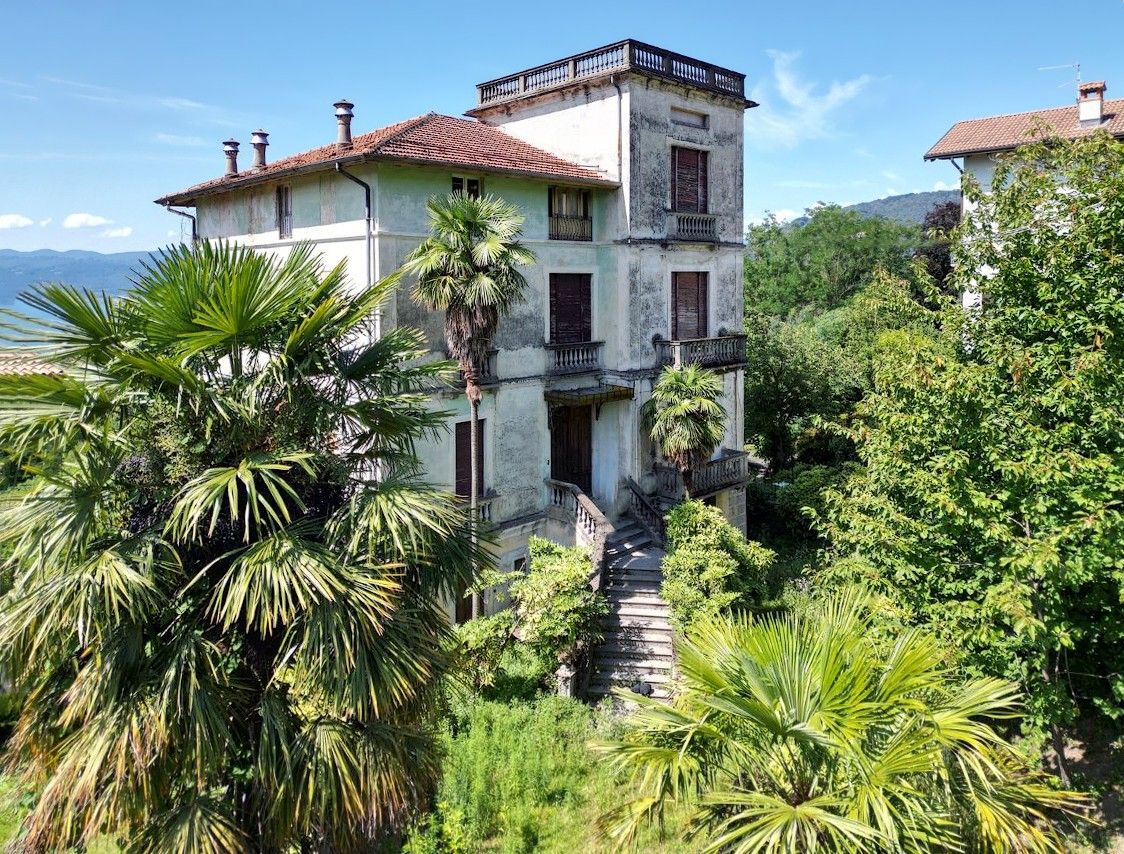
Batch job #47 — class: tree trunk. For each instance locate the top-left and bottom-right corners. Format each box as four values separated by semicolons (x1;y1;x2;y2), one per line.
469;394;483;620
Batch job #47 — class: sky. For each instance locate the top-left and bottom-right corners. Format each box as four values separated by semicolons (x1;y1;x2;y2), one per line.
0;0;1121;253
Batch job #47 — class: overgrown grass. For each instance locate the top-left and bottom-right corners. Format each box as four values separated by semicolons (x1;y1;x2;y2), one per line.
404;694;690;854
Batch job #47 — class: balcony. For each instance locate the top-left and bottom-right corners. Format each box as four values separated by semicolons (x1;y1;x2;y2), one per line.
473;40;746;109
655;448;753;500
546;340;603;375
655;334;746;370
549;214;593;242
668;212;718;242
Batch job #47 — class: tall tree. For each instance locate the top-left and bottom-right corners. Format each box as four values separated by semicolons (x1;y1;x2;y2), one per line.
819;133;1124;778
643;364;726;498
597;589;1090;852
405;193;535;619
916;198;962;292
0;242;481;851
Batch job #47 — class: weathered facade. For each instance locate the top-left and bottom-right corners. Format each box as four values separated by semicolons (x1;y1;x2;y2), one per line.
157;40;756;619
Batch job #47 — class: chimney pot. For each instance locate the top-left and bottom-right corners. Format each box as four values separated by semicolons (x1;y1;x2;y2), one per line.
223;138;240;176
1078;81;1106;126
250;129;269;169
334;99;354;148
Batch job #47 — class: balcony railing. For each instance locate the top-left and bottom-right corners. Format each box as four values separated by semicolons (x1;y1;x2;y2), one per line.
475;491;497;524
475;40;746;108
455;349;499;386
549;214;593;241
655;334;746;370
655;448;752;500
546;340;603;374
669;212;718;242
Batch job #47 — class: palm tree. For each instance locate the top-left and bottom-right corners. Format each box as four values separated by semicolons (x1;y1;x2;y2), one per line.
404;193;535;618
596;588;1091;853
0;241;483;852
643;364;726;498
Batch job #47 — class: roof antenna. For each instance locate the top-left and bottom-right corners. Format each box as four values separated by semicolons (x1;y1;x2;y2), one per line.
1038;62;1081;92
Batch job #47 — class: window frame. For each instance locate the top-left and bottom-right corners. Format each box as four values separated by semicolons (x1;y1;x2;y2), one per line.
451;175;482;199
276;185;293;239
670;146;709;214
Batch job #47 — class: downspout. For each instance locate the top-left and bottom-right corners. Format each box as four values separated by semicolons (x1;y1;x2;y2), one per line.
334;162;380;340
611;74;628;235
164;205;197;242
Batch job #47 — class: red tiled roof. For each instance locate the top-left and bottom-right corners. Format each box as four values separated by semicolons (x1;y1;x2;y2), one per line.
0;352;62;376
156;113;615;205
925;97;1124;160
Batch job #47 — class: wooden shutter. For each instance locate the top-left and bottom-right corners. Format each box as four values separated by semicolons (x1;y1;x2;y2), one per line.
672;272;709;340
549;274;592;344
454;419;485;498
671;148;708;214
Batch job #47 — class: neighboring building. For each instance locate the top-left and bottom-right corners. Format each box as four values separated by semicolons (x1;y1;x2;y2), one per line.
926;80;1123;197
156;40;757;620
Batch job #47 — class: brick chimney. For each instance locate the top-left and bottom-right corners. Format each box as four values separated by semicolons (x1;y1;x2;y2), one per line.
334;100;354;149
223;138;240;176
1078;81;1106;126
250;130;269;169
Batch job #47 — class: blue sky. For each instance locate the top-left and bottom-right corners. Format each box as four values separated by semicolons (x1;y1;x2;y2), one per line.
1;0;1120;252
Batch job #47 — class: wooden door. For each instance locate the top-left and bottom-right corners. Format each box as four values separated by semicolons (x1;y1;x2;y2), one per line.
549;274;592;344
550;405;593;494
672;272;709;340
454;419;485;498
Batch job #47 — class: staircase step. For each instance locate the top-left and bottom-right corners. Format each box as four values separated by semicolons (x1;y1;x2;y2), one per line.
610;600;671;616
602;613;673;629
587;681;672;700
608;523;644;541
594;652;674;669
606;591;665;607
601;626;674;644
590;667;674;684
599;635;674;653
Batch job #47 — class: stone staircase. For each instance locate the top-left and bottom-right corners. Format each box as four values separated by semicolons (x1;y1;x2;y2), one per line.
587;516;676;701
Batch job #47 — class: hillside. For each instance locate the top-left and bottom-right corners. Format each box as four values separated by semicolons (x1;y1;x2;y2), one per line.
846;190;960;225
0;248;150;308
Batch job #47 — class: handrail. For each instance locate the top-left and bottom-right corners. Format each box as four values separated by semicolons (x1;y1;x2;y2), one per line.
625;477;665;546
544;478;614;589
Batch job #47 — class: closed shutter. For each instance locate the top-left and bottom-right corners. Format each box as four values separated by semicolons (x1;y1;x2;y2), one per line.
671;148;708;214
672;272;709;340
549;274;592;344
454;419;485;498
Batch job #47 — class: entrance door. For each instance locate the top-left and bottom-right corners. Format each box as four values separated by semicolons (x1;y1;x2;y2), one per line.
550;405;593;494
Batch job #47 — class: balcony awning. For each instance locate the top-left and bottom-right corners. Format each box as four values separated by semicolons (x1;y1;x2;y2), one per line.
545;383;634;413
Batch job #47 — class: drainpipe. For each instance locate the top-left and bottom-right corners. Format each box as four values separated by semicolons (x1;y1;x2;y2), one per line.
334;162;380;340
610;74;627;235
164;205;197;242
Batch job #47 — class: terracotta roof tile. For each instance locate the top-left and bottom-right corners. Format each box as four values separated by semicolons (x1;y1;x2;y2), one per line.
0;352;62;376
925;97;1124;160
156;113;614;205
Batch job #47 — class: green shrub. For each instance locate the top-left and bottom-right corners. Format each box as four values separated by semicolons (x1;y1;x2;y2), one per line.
773;462;861;538
661;501;775;630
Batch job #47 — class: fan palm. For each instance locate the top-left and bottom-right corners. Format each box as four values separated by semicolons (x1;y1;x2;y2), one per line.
643;364;726;498
595;588;1091;853
0;241;484;852
404;193;535;618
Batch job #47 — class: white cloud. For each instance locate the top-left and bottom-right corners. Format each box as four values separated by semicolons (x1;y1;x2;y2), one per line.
64;212;112;229
38;217;51;226
0;214;33;229
154;132;209;147
102;226;133;238
881;170;899;181
746;50;872;149
933;180;959;191
749;208;801;226
885;187;899;197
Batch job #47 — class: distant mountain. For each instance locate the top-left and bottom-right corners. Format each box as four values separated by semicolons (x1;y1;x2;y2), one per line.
0;248;151;309
845;190;961;225
787;190;961;228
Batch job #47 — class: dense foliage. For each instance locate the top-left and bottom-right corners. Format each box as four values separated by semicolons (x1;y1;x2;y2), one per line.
744;205;920;316
819;134;1124;766
660;501;774;630
0;243;481;851
597;589;1091;853
916;198;962;291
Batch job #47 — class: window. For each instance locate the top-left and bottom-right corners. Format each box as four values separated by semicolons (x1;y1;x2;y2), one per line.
549;273;592;344
276;186;292;238
548;187;592;240
672;272;709;340
670;147;708;213
454;419;485;498
671;107;708;129
451;176;481;199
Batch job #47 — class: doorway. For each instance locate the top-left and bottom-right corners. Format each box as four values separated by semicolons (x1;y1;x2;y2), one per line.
550;404;593;494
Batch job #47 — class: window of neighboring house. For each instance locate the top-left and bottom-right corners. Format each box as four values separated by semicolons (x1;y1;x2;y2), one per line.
549;273;593;344
276;185;293;238
671;107;709;129
454;418;485;499
672;272;709;340
548;187;592;240
452;176;481;199
670;147;708;213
